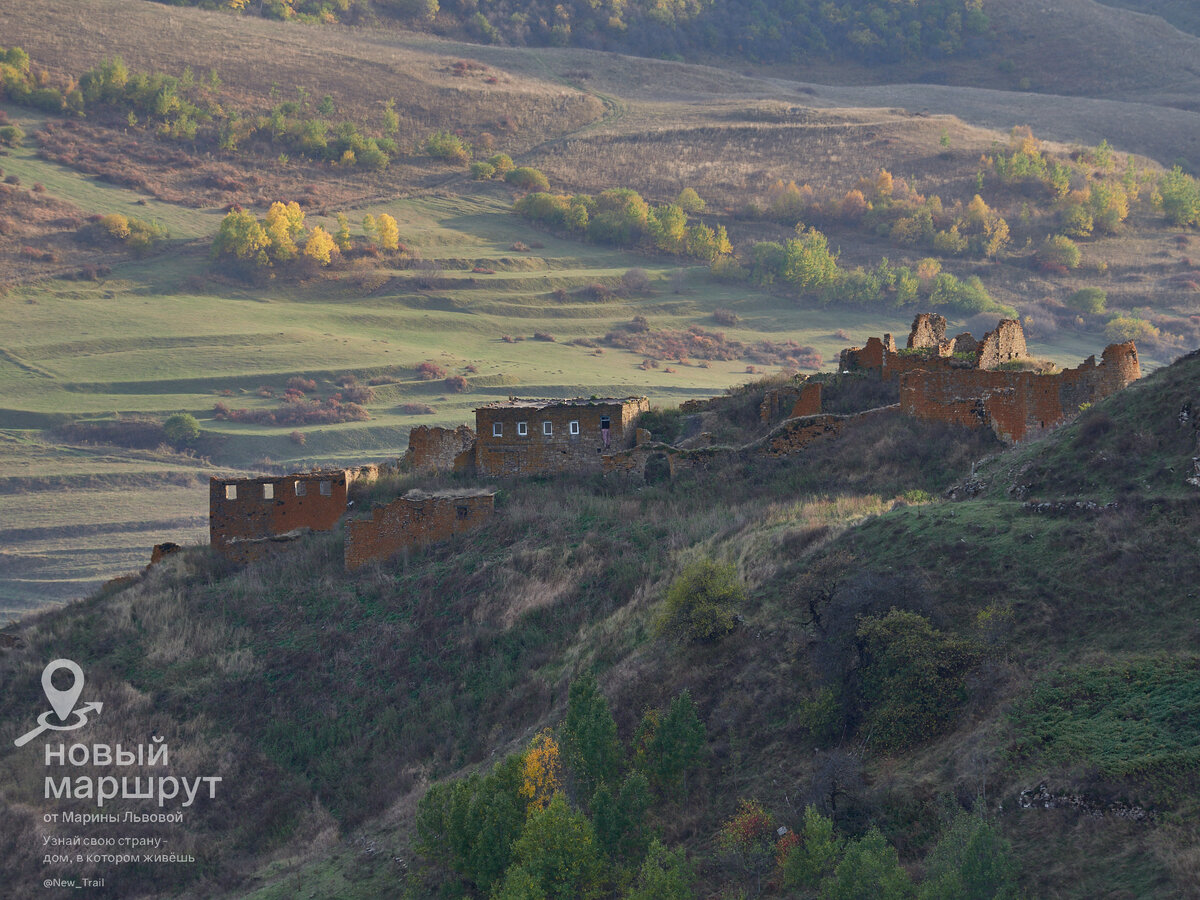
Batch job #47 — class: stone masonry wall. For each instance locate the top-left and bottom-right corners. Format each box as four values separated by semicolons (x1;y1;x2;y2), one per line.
760;381;822;423
406;425;477;474
210;471;348;564
975;319;1029;369
901;342;1140;442
474;398;649;477
344;491;495;570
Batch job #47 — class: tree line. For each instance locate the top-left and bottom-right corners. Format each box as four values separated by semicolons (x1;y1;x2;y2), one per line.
146;0;991;66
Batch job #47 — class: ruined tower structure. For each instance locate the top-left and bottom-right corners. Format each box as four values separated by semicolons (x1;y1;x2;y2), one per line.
406;397;650;476
839;314;1140;442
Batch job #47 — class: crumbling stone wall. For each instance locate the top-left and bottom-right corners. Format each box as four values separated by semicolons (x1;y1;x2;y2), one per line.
210;471;348;564
840;334;895;375
842;315;1030;382
344;490;495;570
760;381;822;423
901;342;1139;442
975;319;1028;369
405;425;476;474
907;313;951;353
759;414;847;456
474;397;649;477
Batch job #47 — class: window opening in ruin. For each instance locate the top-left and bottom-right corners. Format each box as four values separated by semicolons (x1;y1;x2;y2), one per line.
225;485;237;500
295;481;307;496
569;420;580;435
518;421;528;436
319;481;332;496
456;506;469;519
263;483;274;500
543;421;553;435
493;422;503;437
600;415;611;449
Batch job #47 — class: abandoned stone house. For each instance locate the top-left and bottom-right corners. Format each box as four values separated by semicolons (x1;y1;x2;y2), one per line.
839;314;1141;442
406;396;650;476
210;471;349;564
210;469;493;569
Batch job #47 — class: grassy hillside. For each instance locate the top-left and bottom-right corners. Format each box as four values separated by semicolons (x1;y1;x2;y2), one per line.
1;350;1197;898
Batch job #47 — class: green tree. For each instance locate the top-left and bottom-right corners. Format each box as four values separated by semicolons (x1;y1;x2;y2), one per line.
1159;166;1200;226
470;161;496;180
856;609;981;752
561;673;622;802
212;210;269;264
334;213;352;252
782;227;841;295
381;97;399;134
918;810;1020;900
415;753;525;893
1104;315;1159;344
361;213;376;241
649;203;688;254
1035;234;1081;271
425;129;470;164
1065;287;1106;315
676;187;705;213
625;839;695;900
780;806;842;890
495;865;547;900
163;413;200;446
658;558;742;642
509;794;604;900
651;691;705;793
376;213;400;251
488;153;515;175
506;166;551;192
593;771;651;863
823;827;914;900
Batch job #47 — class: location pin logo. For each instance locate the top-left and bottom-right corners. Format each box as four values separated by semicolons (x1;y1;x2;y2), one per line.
42;659;84;722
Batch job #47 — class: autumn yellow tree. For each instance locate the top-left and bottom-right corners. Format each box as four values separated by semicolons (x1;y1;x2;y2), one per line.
303;226;338;266
520;729;562;812
376;213;400;251
264;201;305;261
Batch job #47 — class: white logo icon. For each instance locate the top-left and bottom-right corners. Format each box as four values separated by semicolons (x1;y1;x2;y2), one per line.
14;659;103;748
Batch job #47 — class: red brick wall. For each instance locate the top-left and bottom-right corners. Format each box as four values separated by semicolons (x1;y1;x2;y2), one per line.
760;381;821;423
210;471;347;563
839;335;892;374
474;398;649;477
344;492;495;570
790;382;822;418
405;425;476;474
975;319;1028;369
900;342;1140;442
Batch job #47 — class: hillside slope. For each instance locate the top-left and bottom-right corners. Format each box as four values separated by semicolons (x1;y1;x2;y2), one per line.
1;348;1197;898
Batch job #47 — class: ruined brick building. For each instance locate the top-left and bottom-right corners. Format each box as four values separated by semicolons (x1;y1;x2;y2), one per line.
344;489;495;570
840;314;1140;442
210;468;492;569
210;470;349;564
407;397;650;476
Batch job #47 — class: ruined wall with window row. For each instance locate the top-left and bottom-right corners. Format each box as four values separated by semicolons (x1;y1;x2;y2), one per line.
209;471;348;564
473;397;649;476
